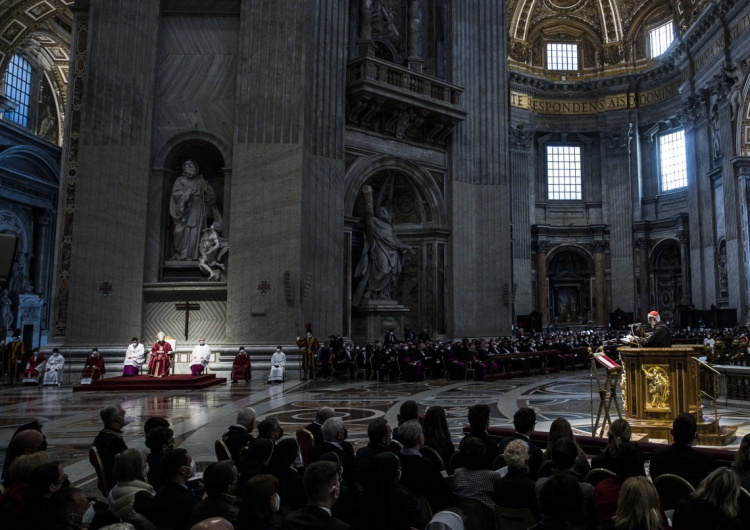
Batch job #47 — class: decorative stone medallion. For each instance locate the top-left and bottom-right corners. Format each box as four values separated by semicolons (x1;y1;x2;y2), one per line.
256;280;271;296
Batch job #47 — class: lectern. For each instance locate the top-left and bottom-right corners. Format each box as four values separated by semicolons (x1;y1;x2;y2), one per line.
617;346;735;445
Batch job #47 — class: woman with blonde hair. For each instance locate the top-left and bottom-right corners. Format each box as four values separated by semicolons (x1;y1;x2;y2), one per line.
107;448;156;530
494;439;538;519
609;476;662;530
592;419;632;472
542;417;590;478
672;467;743;530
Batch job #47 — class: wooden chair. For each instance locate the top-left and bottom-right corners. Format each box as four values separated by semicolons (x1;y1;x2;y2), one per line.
386;439;403;453
88;445;110;496
353;355;367;379
447;451;463;475
452;493;496;530
653;473;695;512
414;494;434;525
494;505;536;530
536;459;555;479
583;467;616;487
214;438;231;461
491;453;506;471
464;362;476;380
420;445;446;471
296;428;315;466
369;354;379;381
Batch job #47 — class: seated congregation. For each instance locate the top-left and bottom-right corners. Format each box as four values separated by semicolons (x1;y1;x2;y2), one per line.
1;402;748;530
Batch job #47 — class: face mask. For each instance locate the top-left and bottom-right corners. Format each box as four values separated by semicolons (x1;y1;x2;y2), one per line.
39;438;48;451
82;503;96;525
132;342;137;346
122;414;132;426
276;428;284;440
62;476;71;488
396;469;402;482
273;493;281;512
144;464;150;477
189;459;197;478
199;342;205;346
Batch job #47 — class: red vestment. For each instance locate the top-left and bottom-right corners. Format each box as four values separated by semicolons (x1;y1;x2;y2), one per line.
22;353;45;378
81;354;106;380
231;352;251;382
149;341;172;377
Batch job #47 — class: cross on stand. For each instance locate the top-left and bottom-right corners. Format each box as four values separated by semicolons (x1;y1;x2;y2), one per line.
175;301;200;341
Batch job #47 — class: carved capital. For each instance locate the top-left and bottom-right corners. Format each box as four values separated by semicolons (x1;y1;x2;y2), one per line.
592;241;608;253
509;40;531;64
677;230;690;244
534;240;549;254
601;127;631;153
681;93;706;124
509;123;535;152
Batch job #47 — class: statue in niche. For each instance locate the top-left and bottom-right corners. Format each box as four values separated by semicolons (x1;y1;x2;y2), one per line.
169;159;217;261
353;185;414;305
725;61;746;118
1;289;12;331
371;1;399;39
716;243;728;294
710;103;721;160
198;219;228;282
9;253;33;295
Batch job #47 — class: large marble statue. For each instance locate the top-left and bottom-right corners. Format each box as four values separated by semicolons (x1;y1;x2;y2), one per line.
1;289;12;331
169;159;217;261
353;185;414;305
9;253;33;294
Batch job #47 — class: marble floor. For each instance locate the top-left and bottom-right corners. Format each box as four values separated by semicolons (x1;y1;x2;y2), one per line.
2;369;750;497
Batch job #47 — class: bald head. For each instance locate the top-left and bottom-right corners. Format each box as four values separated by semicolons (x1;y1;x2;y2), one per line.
315;407;335;424
189;518;234;530
10;429;46;454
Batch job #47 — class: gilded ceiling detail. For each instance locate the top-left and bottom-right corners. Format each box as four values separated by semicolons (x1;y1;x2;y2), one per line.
0;0;72;97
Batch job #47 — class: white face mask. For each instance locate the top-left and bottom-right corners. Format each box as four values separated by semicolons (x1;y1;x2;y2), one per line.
144;464;150;477
273;493;281;512
396;469;402;482
82;503;96;525
189;459;197;478
122;414;132;426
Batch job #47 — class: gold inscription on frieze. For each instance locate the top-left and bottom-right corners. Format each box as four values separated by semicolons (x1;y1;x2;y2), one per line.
694;36;724;73
730;11;750;43
642;364;671;411
510;82;679;116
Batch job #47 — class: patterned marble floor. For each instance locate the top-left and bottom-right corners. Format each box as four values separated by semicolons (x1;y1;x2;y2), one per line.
2;369;749;497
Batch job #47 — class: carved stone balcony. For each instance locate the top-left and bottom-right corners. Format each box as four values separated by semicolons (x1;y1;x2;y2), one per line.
346;56;466;147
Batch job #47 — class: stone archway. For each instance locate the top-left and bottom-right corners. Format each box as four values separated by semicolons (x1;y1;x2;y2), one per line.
650;240;682;322
546;247;595;325
344;155;448;339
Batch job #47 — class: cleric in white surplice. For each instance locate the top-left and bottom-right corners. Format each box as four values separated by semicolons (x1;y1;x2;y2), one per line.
268;346;286;383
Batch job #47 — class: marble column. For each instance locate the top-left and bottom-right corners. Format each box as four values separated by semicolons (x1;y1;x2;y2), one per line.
594;241;607;327
32;208;53;305
450;1;511;336
407;0;423;72
601;126;634;313
358;0;374;56
536;241;549;326
677;231;691;305
635;237;650;321
510;123;535;316
735;157;750;324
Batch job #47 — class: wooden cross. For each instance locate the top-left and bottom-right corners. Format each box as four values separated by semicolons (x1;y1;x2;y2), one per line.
175;301;200;341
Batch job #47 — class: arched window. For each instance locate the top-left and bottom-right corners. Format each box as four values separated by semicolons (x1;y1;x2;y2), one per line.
3;54;33;127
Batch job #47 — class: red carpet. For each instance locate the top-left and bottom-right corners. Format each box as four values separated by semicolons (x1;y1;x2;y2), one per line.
72;374;226;392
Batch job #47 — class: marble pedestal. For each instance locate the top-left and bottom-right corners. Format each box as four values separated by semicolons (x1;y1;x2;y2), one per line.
352;300;410;344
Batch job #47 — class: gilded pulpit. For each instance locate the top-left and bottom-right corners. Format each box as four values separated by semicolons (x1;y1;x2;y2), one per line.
618;347;735;445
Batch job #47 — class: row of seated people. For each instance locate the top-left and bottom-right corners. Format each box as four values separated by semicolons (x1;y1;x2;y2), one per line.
315;338;581;383
3;397;748;530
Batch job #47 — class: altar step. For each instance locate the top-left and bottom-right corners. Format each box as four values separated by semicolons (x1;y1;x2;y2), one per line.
72;374;227;392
